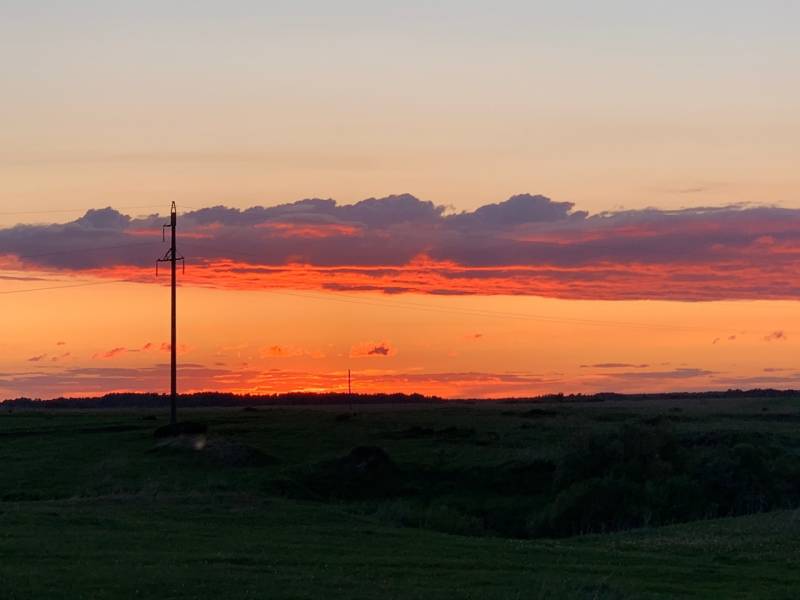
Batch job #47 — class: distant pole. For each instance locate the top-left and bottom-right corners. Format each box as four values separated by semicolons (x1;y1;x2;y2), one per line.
157;202;185;426
348;368;353;413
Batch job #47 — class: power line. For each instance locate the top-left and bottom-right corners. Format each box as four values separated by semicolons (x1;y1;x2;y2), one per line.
0;242;161;292
0;279;135;295
267;288;710;332
180;240;711;332
0;203;199;217
0;238;719;333
0;258;710;332
14;241;156;260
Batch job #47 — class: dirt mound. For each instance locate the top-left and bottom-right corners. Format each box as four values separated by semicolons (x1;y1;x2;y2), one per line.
302;446;400;499
334;413;357;422
150;435;277;468
204;438;278;467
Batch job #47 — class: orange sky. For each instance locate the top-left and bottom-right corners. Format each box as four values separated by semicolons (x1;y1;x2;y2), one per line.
1;269;798;398
2;3;799;398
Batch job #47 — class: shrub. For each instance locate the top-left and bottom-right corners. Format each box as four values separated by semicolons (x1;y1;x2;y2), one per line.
532;477;644;537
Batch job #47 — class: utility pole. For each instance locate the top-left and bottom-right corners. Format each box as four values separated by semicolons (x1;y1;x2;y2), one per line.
348;368;353;414
157;202;184;425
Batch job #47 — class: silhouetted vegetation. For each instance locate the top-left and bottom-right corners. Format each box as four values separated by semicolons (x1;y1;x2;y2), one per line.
530;421;800;537
301;446;401;499
291;413;800;539
4;387;800;409
1;391;442;409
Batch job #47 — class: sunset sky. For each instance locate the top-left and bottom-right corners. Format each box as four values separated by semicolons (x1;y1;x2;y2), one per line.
1;1;799;398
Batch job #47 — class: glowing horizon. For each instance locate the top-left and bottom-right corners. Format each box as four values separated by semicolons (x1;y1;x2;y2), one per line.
1;199;798;399
2;2;799;399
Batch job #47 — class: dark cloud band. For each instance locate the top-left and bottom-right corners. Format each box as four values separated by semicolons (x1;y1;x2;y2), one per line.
2;194;799;301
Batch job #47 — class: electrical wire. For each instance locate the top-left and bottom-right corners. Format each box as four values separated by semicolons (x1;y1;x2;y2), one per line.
0;203;198;217
179;241;712;332
0;226;734;333
14;241;157;260
0;279;138;295
265;288;710;332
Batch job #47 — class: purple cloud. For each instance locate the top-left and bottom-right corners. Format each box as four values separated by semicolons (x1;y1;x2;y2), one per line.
600;367;715;380
3;194;800;300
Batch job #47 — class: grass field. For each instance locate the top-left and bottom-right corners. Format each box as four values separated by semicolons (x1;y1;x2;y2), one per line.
2;397;800;598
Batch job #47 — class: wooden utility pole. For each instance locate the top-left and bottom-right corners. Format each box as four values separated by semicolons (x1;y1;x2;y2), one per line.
157;202;184;425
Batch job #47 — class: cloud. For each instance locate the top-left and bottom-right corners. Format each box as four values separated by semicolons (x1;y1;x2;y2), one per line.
159;342;191;354
0;360;784;400
0;364;724;400
580;363;649;369
598;367;715;380
0;274;49;282
0;363;244;398
27;351;69;363
87;342;184;360
350;342;395;358
764;331;788;342
712;373;800;387
74;207;131;230
93;347;127;360
5;193;800;300
260;345;325;359
262;345;293;358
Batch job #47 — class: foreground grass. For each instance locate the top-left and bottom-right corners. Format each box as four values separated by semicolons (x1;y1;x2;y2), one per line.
2;497;800;599
2;398;800;598
0;497;800;599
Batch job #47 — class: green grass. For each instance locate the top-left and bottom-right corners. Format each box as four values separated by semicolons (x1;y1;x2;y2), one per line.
2;397;800;598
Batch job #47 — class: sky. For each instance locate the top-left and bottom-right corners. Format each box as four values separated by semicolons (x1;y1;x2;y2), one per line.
1;1;799;398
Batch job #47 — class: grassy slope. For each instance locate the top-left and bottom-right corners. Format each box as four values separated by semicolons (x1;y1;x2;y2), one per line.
2;399;800;599
2;498;799;599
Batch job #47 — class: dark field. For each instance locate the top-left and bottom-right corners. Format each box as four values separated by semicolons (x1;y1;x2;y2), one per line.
3;396;800;599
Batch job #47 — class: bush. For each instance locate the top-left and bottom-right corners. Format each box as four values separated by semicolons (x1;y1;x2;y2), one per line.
532;477;644;537
301;446;402;499
533;422;799;537
346;422;800;540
